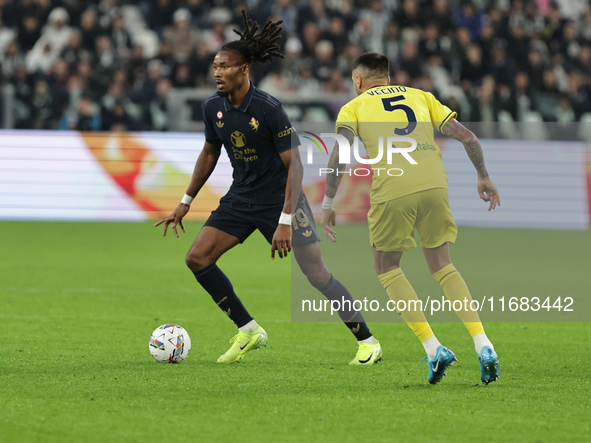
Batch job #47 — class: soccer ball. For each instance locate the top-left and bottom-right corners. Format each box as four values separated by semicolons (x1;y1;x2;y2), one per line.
149;324;192;363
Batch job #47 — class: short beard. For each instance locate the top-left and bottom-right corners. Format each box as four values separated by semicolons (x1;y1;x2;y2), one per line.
217;89;229;97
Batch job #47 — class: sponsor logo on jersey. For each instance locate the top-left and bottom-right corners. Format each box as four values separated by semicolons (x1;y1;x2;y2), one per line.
278;126;295;138
231;131;246;147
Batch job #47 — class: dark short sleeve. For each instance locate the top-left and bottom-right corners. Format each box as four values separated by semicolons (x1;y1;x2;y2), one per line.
270;104;299;153
203;101;222;144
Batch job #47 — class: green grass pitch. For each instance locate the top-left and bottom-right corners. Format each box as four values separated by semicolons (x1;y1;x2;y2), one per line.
1;221;589;442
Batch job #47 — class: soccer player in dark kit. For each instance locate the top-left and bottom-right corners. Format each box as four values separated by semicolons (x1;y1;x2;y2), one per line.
155;11;382;365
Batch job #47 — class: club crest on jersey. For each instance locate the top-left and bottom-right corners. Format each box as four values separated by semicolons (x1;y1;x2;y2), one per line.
216;121;224;128
249;117;259;132
231;131;246;148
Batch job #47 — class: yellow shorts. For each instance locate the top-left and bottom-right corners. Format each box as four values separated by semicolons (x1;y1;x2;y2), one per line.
368;188;458;252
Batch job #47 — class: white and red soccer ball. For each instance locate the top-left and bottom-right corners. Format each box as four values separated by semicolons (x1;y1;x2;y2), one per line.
149;324;191;363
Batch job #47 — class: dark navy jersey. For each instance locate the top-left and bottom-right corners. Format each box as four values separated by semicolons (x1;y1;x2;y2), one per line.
203;83;299;205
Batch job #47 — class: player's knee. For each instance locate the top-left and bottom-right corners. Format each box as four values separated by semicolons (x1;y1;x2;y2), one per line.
185;250;215;272
302;265;330;290
372;261;381;275
372;259;400;276
372;262;385;275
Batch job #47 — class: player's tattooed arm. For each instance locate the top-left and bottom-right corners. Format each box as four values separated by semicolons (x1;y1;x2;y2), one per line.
440;118;488;179
325;127;354;198
321;127;354;242
441;118;501;211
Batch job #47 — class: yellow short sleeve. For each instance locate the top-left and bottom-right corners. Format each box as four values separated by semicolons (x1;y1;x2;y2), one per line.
335;103;358;136
425;92;457;131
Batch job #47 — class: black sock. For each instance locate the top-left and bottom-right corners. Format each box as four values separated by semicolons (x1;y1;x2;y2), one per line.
321;275;372;341
193;264;253;328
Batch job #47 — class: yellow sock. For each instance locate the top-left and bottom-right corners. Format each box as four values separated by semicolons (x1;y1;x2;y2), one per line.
379;268;434;343
433;264;485;338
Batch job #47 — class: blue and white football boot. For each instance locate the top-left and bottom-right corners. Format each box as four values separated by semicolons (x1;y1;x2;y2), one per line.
422;346;457;384
478;346;500;385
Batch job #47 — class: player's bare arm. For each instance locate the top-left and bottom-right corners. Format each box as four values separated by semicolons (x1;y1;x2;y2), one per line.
155;141;222;237
321;127;355;242
440;118;500;211
271;148;301;259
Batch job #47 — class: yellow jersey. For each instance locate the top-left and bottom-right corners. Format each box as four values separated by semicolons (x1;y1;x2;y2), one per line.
335;85;456;204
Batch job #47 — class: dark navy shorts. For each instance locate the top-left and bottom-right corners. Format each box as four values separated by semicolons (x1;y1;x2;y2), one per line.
203;192;321;247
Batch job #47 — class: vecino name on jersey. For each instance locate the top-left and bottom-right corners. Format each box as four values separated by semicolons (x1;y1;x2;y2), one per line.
366;86;407;96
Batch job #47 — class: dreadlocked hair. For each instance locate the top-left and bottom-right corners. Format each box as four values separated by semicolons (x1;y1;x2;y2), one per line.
221;10;284;65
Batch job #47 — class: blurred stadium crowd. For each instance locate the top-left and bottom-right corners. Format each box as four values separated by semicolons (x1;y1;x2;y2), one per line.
1;0;590;131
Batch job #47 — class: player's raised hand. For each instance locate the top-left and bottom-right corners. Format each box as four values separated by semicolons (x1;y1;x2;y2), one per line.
271;224;291;259
477;176;501;211
321;208;337;242
154;203;190;238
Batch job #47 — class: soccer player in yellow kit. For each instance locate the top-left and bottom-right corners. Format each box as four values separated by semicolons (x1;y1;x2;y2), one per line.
321;53;501;384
